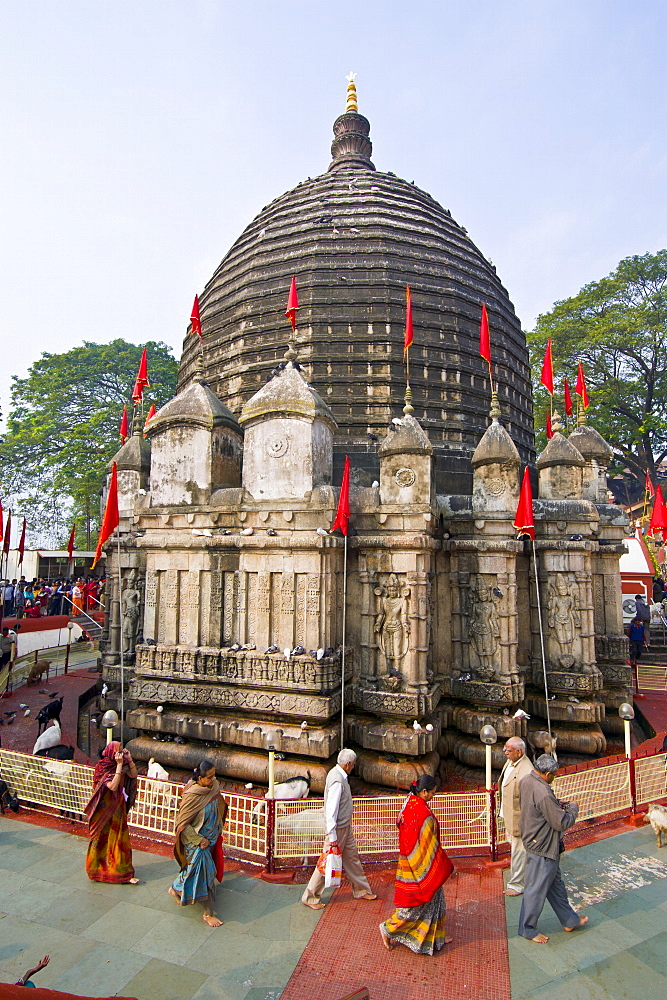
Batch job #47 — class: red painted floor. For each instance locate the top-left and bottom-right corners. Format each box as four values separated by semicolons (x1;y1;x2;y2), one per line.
281;865;510;1000
0;667;98;764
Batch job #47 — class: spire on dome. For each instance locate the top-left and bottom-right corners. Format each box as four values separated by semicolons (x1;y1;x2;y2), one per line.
346;72;358;112
329;73;375;171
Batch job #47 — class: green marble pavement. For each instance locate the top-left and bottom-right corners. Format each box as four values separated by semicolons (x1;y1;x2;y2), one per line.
0;817;322;1000
505;825;667;999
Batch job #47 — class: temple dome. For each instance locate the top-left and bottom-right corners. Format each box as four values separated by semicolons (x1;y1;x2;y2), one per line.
179;85;535;493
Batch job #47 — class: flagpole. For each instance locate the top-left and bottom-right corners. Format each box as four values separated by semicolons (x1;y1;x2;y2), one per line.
340;532;348;751
531;538;553;750
116;532;124;745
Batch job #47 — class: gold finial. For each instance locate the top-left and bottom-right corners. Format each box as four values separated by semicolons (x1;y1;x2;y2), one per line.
490;386;501;422
284;342;298;363
346;72;358;113
552;410;563;434
403;382;414;415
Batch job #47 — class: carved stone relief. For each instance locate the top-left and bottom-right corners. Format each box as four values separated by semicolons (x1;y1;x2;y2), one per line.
466;574;501;681
373;573;410;687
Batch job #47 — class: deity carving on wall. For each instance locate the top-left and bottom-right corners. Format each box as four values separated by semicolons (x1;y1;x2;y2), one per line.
122;570;143;659
374;574;410;685
546;575;582;670
466;575;501;680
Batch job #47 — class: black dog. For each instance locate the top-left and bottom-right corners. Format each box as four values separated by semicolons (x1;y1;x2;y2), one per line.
0;778;19;813
36;697;63;736
36;744;75;761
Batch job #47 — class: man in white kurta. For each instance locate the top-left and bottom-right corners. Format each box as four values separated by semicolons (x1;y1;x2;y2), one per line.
301;748;377;909
498;736;534;896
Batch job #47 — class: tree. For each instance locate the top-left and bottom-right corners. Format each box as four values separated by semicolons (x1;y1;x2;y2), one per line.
0;340;178;548
528;251;667;490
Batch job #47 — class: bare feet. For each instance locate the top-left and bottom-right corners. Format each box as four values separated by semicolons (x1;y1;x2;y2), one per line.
302;901;325;910
564;915;588;932
444;936;453;945
379;924;395;950
356;892;378;901
168;887;182;904
203;913;223;927
504;889;522;896
531;933;549;944
128;878;140;884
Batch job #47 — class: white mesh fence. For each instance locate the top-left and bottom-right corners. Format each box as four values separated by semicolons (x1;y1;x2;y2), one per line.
552;761;632;821
635;753;667;806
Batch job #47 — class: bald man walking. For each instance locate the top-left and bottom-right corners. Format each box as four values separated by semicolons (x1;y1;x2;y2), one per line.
498;736;534;896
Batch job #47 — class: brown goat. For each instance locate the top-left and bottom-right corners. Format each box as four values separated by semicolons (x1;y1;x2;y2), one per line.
26;659;52;685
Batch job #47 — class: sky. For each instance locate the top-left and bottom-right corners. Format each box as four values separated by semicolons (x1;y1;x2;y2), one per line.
1;0;665;427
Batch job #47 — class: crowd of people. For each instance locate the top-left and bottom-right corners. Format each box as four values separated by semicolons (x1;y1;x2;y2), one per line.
1;576;103;619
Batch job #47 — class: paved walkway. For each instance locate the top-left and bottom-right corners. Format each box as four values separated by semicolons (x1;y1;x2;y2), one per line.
3;813;667;999
0;815;322;1000
504;824;667;999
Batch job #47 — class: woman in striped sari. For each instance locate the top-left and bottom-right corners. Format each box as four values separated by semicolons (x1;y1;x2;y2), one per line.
379;774;453;955
84;742;139;883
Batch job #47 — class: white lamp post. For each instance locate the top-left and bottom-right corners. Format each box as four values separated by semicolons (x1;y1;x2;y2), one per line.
480;724;498;790
264;730;278;798
619;703;635;759
101;709;119;746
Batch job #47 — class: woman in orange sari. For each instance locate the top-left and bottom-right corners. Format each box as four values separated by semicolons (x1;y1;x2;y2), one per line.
379;774;453;955
84;742;139;883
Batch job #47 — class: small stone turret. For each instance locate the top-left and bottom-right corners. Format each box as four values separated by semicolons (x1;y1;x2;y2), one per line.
146;380;242;506
536;413;585;500
569;419;614;503
239;360;337;500
378;414;433;505
108;430;151;517
471;400;521;513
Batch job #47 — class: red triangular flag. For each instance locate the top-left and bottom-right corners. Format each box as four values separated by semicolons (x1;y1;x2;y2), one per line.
575;360;589;409
403;286;413;359
3;510;11;556
649;485;667;535
119;404;129;444
540;338;554;395
92;464;120;567
67;522;76;561
564;378;573;417
17;517;26;565
513;468;535;539
144;403;156;429
479;302;491;364
191;294;203;340
646;470;655;497
546;412;554;439
132;347;149;404
285;276;299;332
331;456;351;536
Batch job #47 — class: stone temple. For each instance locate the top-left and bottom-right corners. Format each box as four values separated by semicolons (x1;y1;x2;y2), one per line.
101;80;630;790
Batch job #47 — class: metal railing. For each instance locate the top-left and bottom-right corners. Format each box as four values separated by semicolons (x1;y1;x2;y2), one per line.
1;745;666;869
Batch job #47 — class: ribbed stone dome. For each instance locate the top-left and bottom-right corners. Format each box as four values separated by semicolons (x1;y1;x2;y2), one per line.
179;92;535;492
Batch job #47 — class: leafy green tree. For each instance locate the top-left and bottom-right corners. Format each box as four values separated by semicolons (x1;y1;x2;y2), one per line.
0;340;178;548
528;251;667;489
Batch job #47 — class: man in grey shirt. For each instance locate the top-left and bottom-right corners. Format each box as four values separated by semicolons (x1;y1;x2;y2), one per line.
518;754;587;943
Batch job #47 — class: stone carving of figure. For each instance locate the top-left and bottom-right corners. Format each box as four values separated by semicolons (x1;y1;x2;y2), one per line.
467;575;501;678
547;577;580;654
374;574;410;677
122;572;142;657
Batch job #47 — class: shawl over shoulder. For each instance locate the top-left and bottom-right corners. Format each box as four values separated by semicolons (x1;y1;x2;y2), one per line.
394;794;452;909
173;779;228;874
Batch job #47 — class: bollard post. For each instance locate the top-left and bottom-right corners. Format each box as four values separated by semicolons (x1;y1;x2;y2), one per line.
628;756;638;816
489;787;498;862
266;797;275;874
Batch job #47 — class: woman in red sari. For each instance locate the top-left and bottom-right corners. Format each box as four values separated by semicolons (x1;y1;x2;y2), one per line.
379;774;453;955
84;742;139;883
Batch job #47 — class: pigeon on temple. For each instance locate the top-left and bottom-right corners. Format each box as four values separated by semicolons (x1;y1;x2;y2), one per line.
265;645;279;654
266;528;277;536
316;527;329;536
241;527;254;536
412;720;423;732
512;709;530;720
301;721;309;731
